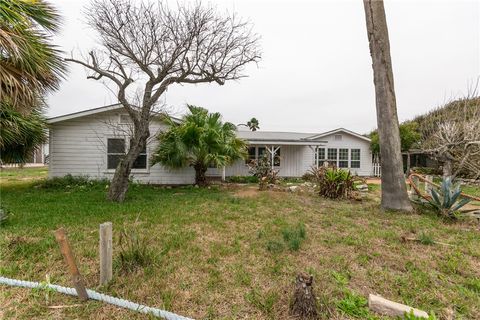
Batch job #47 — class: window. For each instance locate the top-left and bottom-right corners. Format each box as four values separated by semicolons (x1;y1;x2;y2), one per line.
273;148;281;166
131;142;147;169
339;148;349;168
257;147;266;160
327;148;337;166
351;149;360;168
314;148;326;167
107;138;147;170
246;146;256;164
334;134;342;141
107;138;125;169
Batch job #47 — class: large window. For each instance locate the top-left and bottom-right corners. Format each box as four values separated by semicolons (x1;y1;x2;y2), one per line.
327;148;337;166
107;138;147;170
350;149;360;168
339;148;349;168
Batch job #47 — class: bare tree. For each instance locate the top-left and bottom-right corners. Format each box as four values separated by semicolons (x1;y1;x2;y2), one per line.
363;0;413;211
67;0;261;202
418;88;480;179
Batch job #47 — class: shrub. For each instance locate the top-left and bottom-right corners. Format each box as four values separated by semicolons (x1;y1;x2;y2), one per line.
41;174;109;189
227;175;259;183
426;176;471;219
309;166;355;199
117;219;154;273
248;156;279;190
411;167;441;175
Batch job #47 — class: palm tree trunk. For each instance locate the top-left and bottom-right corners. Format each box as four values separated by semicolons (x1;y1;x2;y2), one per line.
194;162;208;186
107;125;149;202
363;0;413;211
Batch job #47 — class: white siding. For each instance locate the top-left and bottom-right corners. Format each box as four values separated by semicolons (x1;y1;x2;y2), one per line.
49;112;373;183
49;110;195;184
314;133;373;176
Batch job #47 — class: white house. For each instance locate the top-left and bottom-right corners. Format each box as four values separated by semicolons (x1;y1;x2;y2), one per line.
47;104;373;183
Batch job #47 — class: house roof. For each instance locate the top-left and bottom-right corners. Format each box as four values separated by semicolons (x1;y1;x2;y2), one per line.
47;103;182;124
47;104;370;145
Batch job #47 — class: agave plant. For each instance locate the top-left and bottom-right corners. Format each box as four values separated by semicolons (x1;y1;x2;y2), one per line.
428;177;471;218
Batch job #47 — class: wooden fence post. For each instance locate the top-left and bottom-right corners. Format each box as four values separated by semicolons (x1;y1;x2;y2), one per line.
425;175;433;194
54;228;88;301
99;222;113;285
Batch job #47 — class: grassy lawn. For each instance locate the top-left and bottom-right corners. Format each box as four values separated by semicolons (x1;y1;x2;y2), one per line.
1;169;479;319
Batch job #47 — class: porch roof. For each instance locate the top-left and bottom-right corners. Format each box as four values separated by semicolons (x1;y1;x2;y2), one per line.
236;130;327;146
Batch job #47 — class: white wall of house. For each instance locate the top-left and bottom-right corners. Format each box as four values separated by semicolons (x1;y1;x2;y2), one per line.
49;109;373;183
315;132;373;176
49;109;195;184
207;133;372;178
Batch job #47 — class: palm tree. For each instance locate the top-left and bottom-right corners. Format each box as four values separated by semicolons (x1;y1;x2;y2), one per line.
0;0;65;112
152;105;247;186
0;105;47;164
238;117;260;131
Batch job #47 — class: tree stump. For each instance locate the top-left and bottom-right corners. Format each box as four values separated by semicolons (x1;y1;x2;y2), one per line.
290;273;318;319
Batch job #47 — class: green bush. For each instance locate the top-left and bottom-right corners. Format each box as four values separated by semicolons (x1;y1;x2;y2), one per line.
41;174;109;189
411;167;441;175
309;166;355;199
227;175;259;183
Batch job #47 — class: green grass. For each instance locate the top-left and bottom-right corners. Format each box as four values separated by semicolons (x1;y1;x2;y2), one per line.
1;168;480;319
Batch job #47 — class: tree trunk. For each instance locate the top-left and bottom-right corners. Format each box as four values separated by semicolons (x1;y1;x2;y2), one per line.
107;123;149;202
194;162;208;186
443;159;452;178
363;0;413;212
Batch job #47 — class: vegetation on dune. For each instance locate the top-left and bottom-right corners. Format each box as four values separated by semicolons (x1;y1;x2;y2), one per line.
1;168;479;319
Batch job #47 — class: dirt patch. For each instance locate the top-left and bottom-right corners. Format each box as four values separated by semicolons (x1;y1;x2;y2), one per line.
233;186;260;198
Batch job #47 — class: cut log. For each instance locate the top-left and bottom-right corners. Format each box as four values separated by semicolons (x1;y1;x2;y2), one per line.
368;294;428;318
290;273;318;319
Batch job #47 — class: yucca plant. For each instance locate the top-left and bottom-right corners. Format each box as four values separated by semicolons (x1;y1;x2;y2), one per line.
309;166;355;199
428;176;471;219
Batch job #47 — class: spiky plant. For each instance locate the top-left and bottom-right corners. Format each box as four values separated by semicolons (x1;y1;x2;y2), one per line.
428;177;471;219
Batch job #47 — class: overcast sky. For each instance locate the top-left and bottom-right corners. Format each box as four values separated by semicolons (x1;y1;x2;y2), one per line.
47;0;479;134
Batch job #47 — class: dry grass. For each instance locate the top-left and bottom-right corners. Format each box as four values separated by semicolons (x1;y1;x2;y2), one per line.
1;169;479;319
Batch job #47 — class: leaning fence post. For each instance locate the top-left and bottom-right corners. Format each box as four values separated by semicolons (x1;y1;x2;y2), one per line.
99;222;113;285
54;227;89;301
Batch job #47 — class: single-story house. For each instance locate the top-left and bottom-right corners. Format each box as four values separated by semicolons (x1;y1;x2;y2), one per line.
47;104;373;184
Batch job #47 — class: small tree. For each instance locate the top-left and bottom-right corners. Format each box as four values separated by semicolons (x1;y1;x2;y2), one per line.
152;105;247;186
67;0;261;201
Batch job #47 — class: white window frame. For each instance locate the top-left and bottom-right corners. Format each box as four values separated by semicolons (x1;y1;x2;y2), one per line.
105;136;149;173
350;149;361;169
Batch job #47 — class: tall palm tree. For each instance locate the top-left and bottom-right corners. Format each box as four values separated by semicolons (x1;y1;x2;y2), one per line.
152;105;247;186
0;0;65;112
